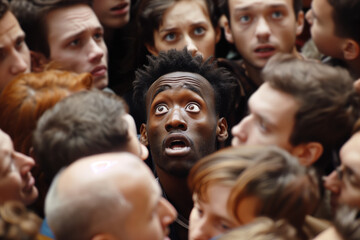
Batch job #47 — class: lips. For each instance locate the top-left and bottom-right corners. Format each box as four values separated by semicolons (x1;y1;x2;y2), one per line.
91;65;107;77
110;2;129;16
164;133;191;157
254;45;276;58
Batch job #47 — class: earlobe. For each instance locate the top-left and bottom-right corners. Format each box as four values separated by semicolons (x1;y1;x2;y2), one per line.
295;11;305;36
291;142;323;167
30;51;48;72
223;18;234;44
216;117;229;143
145;43;159;56
342;39;359;60
140;123;149;146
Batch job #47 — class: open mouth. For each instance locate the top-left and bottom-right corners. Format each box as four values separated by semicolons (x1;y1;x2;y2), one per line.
170;140;186;150
164;134;191;156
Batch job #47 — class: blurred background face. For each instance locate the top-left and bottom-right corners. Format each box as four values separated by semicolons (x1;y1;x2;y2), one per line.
46;4;109;89
92;0;131;29
0;11;30;92
147;0;220;60
0;130;38;205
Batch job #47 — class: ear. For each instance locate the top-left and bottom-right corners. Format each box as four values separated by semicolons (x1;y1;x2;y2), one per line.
295;11;305;36
342;39;360;60
215;25;221;44
216;117;228;143
291;142;323;167
145;43;159;56
92;233;118;240
223;17;234;44
30;51;49;72
140;123;149;146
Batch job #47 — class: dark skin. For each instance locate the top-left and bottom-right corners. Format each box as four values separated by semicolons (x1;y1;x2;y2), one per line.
140;71;228;240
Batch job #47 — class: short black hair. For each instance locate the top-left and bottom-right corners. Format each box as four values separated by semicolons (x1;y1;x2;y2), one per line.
133;48;237;118
0;0;9;19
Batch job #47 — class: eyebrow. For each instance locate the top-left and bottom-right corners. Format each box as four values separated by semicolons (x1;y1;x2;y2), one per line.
151;83;204;103
234;3;287;12
63;26;103;41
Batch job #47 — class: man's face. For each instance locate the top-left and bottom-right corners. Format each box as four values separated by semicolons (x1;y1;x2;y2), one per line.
123;113;149;161
92;0;131;29
231;82;298;152
0;11;30;92
143;72;222;177
149;0;220;60
324;132;360;209
46;4;108;89
225;0;303;69
189;184;258;240
305;0;343;59
124;167;177;240
0;130;38;205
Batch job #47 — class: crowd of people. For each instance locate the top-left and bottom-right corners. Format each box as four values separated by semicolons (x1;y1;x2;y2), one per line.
0;0;360;239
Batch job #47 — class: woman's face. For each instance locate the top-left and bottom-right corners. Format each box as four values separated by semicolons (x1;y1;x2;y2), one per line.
189;183;259;240
147;0;220;60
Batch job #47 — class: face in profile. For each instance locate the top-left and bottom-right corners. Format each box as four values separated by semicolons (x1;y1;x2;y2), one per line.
305;0;343;59
231;82;298;152
189;183;258;240
142;72;224;177
0;11;30;92
225;0;303;69
324;132;360;209
92;0;131;29
147;0;220;60
46;4;108;89
123;162;177;240
0;130;38;205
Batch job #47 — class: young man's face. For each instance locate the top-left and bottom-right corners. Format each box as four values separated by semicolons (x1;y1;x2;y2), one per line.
225;0;303;69
0;11;30;92
46;4;108;89
149;0;220;60
0;130;38;205
142;72;225;177
324;132;360;209
189;184;258;240
92;0;131;29
231;82;298;152
124;165;177;240
305;0;344;59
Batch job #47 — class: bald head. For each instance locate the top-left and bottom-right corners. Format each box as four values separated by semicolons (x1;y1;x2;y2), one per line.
45;152;156;240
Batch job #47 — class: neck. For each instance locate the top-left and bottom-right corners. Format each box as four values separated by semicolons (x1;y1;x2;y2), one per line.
156;166;193;219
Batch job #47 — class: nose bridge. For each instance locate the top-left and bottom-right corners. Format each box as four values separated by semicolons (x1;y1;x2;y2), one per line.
184;35;198;54
305;9;313;25
14;152;35;176
159;198;177;224
235;115;250;135
255;16;271;37
10;49;28;75
192;213;212;239
88;38;105;62
324;170;341;194
166;106;187;131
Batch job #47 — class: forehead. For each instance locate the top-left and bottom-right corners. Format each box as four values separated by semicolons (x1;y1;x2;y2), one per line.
0;11;23;42
146;71;215;104
46;4;101;36
229;0;293;10
340;132;360;167
163;0;210;21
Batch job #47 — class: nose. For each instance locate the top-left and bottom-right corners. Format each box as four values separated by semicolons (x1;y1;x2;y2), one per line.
165;107;187;132
231;116;249;146
10;51;29;76
255;17;271;42
13;151;35;178
305;9;313;25
323;170;341;195
159;198;177;229
184;35;200;57
189;212;212;240
88;39;106;64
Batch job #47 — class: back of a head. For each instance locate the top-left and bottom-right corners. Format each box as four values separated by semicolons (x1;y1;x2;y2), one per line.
262;53;360;174
0;201;42;240
33;90;130;185
217;217;301;240
45;153;144;240
0;69;92;154
328;0;360;44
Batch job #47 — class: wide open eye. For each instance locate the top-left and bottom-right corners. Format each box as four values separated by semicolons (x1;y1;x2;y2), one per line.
155;104;169;115
185;102;200;113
